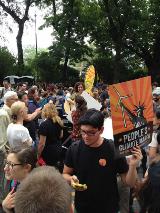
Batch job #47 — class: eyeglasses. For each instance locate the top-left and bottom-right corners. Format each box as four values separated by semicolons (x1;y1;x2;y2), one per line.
80;129;100;136
4;160;23;169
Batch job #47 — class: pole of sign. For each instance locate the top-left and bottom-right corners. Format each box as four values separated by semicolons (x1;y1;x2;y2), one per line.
35;13;38;56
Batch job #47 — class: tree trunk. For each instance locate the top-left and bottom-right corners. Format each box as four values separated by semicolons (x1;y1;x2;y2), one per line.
62;47;70;82
0;0;31;67
16;21;24;67
113;43;123;82
62;0;74;82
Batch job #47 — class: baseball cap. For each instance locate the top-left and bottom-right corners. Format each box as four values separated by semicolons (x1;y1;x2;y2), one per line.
153;87;160;96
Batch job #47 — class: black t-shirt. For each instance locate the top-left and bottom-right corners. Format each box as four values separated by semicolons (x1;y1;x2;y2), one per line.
39;119;63;165
24;105;38;142
24;119;36;141
39;118;62;146
64;139;129;213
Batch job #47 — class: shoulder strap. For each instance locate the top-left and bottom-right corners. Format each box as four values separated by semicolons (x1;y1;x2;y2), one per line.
71;140;81;170
0;88;4;99
104;139;116;159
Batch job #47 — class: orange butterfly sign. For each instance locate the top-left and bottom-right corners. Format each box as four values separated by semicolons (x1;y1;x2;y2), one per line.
99;158;107;167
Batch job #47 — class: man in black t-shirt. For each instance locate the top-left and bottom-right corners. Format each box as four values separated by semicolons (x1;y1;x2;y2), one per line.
63;109;142;213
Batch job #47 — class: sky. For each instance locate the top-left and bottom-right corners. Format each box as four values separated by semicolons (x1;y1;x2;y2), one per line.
0;6;53;56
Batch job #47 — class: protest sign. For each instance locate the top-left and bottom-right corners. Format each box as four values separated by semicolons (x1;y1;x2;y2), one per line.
66;91;102;123
109;76;153;157
81;91;102;111
84;65;95;94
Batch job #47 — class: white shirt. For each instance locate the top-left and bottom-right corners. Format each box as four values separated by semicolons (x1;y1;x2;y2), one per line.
7;123;32;149
148;132;158;148
101;117;114;140
65;92;71;101
0;105;12;149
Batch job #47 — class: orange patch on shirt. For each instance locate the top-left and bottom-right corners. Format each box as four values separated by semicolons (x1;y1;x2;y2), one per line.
99;159;107;167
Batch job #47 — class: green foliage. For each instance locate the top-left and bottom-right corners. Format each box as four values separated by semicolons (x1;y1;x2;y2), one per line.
97;0;160;80
13;64;33;77
38;0;93;81
61;65;80;83
2;0;160;83
32;51;79;83
0;47;16;82
33;52;59;82
0;0;37;66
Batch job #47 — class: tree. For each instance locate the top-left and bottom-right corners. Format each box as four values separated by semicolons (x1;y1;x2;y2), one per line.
100;0;160;81
0;0;35;67
35;0;160;83
0;47;16;82
38;0;92;82
23;46;47;65
33;50;79;83
33;51;60;82
67;0;160;82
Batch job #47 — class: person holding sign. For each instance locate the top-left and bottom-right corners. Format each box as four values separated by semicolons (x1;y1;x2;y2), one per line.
70;82;85;101
63;109;142;213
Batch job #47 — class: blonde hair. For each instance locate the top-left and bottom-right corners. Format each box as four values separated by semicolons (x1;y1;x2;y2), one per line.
11;101;26;123
42;103;63;127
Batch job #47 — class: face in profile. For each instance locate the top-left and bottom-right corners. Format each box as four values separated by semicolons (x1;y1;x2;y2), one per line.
11;101;28;120
4;153;24;181
4;152;32;182
21;106;28;119
3;81;10;89
153;95;160;103
21;94;28;106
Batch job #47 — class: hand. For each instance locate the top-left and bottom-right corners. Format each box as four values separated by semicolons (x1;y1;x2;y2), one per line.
35;107;42;115
70;176;87;191
2;188;16;210
71;175;79;185
129;146;143;167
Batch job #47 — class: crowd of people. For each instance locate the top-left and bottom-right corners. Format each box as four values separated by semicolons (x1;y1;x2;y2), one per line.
0;79;160;213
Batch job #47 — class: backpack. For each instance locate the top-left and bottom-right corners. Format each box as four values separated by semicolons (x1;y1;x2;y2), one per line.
70;139;115;170
0;88;4;99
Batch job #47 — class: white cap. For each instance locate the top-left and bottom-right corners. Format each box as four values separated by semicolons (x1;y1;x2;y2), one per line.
153;87;160;96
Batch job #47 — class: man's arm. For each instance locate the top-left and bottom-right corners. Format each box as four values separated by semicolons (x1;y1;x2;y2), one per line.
38;135;46;157
24;108;41;122
59;129;63;139
120;165;137;187
120;146;142;187
63;165;78;185
148;132;158;159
